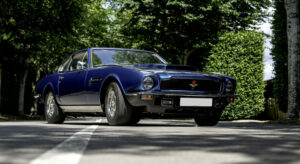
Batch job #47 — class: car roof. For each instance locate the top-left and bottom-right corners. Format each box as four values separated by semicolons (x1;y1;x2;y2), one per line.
90;47;156;54
72;47;156;54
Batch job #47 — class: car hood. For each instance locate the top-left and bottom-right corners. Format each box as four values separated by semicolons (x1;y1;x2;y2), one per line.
128;64;232;79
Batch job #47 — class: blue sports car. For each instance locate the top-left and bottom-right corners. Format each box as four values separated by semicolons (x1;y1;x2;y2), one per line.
37;48;236;126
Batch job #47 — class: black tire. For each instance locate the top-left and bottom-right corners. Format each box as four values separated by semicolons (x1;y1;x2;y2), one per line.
194;114;221;126
105;82;132;125
44;91;65;124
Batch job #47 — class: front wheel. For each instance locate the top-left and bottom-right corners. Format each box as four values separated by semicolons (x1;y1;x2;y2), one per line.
105;82;132;125
44;91;65;124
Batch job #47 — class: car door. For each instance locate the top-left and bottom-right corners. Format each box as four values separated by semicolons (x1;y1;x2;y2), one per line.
85;49;106;105
58;50;88;105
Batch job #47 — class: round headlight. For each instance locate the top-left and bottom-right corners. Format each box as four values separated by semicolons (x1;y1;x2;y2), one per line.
225;80;233;92
143;77;154;90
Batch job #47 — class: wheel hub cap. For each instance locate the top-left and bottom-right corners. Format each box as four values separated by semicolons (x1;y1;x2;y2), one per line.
107;89;117;117
47;95;55;117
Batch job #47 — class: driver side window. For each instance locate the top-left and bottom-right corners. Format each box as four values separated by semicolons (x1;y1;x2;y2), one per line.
59;58;71;73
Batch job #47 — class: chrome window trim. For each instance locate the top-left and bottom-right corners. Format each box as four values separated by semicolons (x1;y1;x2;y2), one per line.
90;48;168;69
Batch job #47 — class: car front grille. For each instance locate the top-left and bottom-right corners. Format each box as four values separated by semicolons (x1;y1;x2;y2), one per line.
160;79;221;92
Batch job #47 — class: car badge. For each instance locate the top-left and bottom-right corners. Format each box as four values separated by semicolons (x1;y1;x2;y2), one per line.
189;80;198;88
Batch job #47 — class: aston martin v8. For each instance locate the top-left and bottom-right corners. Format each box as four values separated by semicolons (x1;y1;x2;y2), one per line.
36;48;236;126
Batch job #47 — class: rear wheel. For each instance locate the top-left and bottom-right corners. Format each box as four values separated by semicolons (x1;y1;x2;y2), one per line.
194;114;221;126
105;82;132;125
44;91;65;124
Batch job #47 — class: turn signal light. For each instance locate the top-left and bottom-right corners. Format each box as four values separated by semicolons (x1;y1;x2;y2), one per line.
141;95;153;100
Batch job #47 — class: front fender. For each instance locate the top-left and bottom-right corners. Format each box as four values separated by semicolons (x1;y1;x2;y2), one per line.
100;74;126;95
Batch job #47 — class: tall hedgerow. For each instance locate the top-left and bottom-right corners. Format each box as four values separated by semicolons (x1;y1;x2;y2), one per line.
205;31;265;120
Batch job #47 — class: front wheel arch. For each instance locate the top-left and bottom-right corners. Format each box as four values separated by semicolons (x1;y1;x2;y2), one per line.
104;81;133;125
100;76;125;108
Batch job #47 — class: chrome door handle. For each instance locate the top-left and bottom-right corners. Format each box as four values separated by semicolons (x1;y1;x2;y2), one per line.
59;76;64;83
89;77;101;84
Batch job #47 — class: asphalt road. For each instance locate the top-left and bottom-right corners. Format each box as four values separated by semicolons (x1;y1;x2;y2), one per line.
0;118;300;164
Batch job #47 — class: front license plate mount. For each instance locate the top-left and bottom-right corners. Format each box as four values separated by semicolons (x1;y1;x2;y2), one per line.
179;98;213;107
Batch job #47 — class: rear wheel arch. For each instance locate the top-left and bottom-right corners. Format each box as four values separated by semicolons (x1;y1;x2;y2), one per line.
43;84;65;124
43;84;55;101
44;91;65;124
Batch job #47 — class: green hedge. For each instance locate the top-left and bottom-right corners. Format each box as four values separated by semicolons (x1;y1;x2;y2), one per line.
205;31;265;120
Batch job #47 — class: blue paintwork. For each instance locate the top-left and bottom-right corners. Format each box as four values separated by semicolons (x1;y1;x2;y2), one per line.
36;47;236;106
58;70;88;105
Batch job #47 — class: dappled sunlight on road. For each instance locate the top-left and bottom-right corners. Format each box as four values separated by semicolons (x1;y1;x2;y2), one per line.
0;119;300;164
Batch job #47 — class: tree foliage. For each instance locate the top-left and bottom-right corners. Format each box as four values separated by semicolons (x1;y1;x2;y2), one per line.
271;0;288;112
116;0;270;66
205;31;265;120
0;0;111;114
0;0;89;114
0;0;92;75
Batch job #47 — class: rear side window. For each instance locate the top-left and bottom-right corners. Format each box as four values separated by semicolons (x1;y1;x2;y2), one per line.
69;51;88;71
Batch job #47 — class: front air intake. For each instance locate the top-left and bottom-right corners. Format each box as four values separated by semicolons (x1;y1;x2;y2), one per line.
160;79;220;92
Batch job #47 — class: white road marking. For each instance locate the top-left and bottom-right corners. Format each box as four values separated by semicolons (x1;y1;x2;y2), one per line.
30;119;102;164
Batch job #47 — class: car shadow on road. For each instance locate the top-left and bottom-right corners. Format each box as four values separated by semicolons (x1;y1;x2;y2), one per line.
86;121;300;164
64;122;109;126
64;120;196;127
1;121;300;164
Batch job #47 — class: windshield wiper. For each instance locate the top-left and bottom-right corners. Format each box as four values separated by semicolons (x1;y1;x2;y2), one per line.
101;64;122;66
93;64;121;67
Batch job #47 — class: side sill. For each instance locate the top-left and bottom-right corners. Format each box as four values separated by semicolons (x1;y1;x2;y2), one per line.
60;106;103;113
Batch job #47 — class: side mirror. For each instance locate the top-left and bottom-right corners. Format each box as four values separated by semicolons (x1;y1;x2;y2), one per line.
77;61;86;70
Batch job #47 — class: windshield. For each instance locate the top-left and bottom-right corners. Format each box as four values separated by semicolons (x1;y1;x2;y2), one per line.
91;49;166;68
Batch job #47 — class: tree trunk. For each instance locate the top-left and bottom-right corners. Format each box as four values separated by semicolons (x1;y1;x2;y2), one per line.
180;50;191;65
31;63;40;115
18;70;28;115
285;0;300;119
0;64;2;114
